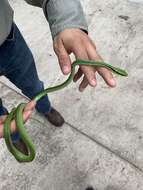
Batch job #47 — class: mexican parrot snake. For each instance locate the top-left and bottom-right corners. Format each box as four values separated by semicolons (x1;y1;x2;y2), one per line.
3;59;128;162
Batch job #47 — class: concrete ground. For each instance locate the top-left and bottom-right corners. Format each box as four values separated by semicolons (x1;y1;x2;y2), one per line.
0;0;143;189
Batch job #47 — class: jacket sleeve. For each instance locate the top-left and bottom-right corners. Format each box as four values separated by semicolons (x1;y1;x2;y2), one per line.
25;0;88;39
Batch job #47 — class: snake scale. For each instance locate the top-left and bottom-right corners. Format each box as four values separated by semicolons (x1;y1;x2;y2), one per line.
3;59;128;162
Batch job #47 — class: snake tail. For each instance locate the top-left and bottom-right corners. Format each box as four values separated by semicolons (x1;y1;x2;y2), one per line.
3;59;128;162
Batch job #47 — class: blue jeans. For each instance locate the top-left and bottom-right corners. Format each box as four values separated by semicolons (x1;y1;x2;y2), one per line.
0;23;51;142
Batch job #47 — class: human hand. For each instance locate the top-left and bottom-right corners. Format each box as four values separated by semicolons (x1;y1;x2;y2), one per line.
53;28;116;92
0;100;36;138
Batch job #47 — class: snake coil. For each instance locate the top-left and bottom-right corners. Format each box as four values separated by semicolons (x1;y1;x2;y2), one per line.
3;59;128;162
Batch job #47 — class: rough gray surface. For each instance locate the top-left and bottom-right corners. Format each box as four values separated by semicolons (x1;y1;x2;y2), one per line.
57;0;143;170
1;82;143;190
1;0;143;189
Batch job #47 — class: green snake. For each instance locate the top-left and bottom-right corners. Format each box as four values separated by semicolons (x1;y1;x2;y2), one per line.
3;59;128;162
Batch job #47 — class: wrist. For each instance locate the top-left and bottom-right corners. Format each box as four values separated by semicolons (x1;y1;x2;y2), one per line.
80;29;88;35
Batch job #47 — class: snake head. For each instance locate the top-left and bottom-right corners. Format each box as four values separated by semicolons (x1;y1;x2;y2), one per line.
111;67;128;77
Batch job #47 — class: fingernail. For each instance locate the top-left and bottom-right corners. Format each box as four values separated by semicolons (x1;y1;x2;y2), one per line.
110;79;116;86
63;65;69;74
91;79;96;87
73;78;77;83
79;87;84;92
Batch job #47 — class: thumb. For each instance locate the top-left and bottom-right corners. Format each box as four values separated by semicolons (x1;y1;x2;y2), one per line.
23;110;32;123
23;100;36;123
54;39;71;75
9;109;32;135
24;100;36;112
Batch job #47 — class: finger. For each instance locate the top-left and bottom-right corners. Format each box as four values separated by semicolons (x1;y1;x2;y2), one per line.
24;100;36;112
73;68;83;82
0;108;33;136
0;115;9;138
97;66;116;87
73;45;97;87
79;65;97;87
54;38;71;75
94;53;116;87
79;76;89;92
0;115;7;124
23;101;35;123
23;110;33;123
10;110;32;134
86;42;116;87
0;124;3;138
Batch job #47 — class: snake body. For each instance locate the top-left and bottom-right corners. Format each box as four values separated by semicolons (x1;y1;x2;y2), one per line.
3;59;128;162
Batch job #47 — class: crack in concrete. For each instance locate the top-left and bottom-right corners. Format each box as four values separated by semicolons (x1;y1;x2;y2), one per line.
65;121;143;175
30;113;143;175
1;80;143;175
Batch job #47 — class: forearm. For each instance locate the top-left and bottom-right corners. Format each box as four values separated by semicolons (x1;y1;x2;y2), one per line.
24;0;88;39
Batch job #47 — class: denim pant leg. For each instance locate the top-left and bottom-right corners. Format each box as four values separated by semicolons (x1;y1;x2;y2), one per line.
0;98;8;115
0;23;51;142
0;23;51;113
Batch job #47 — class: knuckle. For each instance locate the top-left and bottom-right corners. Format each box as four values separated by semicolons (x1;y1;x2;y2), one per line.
89;38;97;49
53;43;59;53
92;42;97;50
59;54;68;63
77;36;85;44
